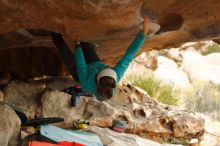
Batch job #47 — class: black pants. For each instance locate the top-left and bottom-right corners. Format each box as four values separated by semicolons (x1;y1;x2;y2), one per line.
51;32;100;81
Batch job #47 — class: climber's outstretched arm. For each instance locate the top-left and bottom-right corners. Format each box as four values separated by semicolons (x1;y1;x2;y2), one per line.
74;43;88;87
114;16;149;81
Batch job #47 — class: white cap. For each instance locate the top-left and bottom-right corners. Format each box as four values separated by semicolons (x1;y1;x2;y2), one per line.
97;68;117;84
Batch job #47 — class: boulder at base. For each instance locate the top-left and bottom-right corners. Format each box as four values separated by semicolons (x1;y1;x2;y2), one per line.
0;104;21;146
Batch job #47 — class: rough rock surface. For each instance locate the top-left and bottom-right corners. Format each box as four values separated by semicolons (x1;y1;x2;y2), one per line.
0;104;21;146
1;0;220;77
39;90;90;127
1;0;220;51
83;83;205;144
167;48;183;62
3;80;46;118
134;51;158;70
0;77;206;145
121;51;157;81
36;79;205;144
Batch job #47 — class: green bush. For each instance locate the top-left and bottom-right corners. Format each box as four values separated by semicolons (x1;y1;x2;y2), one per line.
128;75;179;106
158;49;169;57
202;43;220;55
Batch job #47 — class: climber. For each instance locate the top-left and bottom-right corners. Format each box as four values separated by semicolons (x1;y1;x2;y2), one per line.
51;16;149;101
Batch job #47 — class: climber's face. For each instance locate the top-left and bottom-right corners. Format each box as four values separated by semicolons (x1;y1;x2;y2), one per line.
97;76;116;101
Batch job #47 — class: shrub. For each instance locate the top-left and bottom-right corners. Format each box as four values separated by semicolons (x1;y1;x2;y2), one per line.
158;49;169;57
184;82;220;121
127;75;179;106
202;43;220;55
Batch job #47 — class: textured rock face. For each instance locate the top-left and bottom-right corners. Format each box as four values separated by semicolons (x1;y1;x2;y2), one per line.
0;77;205;145
35;79;205;144
0;104;21;146
1;0;220;48
134;51;158;70
3;81;46;118
0;0;220;77
84;83;205;144
39;90;89;127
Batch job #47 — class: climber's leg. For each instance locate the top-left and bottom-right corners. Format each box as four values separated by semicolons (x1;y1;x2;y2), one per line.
80;42;100;64
51;32;79;81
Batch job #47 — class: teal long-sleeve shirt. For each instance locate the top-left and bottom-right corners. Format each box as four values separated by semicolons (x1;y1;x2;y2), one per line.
75;32;147;100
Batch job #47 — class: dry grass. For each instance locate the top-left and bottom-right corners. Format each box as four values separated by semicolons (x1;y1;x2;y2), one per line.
183;82;220;121
127;74;179;106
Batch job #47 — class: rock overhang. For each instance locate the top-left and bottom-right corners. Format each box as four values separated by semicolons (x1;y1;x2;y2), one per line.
0;0;220;76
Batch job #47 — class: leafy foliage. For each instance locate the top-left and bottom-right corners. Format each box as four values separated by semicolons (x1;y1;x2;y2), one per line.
128;75;179;106
202;43;220;55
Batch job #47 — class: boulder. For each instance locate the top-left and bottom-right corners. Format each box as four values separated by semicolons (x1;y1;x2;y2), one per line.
3;80;46;118
38;90;89;127
154;66;192;89
181;51;220;84
134;51;158;70
122;61;152;81
0;104;21;146
83;83;205;145
154;56;191;88
157;56;178;68
205;53;220;65
33;80;205;145
0;78;205;145
167;48;182;62
122;51;157;81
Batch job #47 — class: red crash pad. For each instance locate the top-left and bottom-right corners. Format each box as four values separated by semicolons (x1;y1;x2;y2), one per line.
28;141;57;146
58;141;85;146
